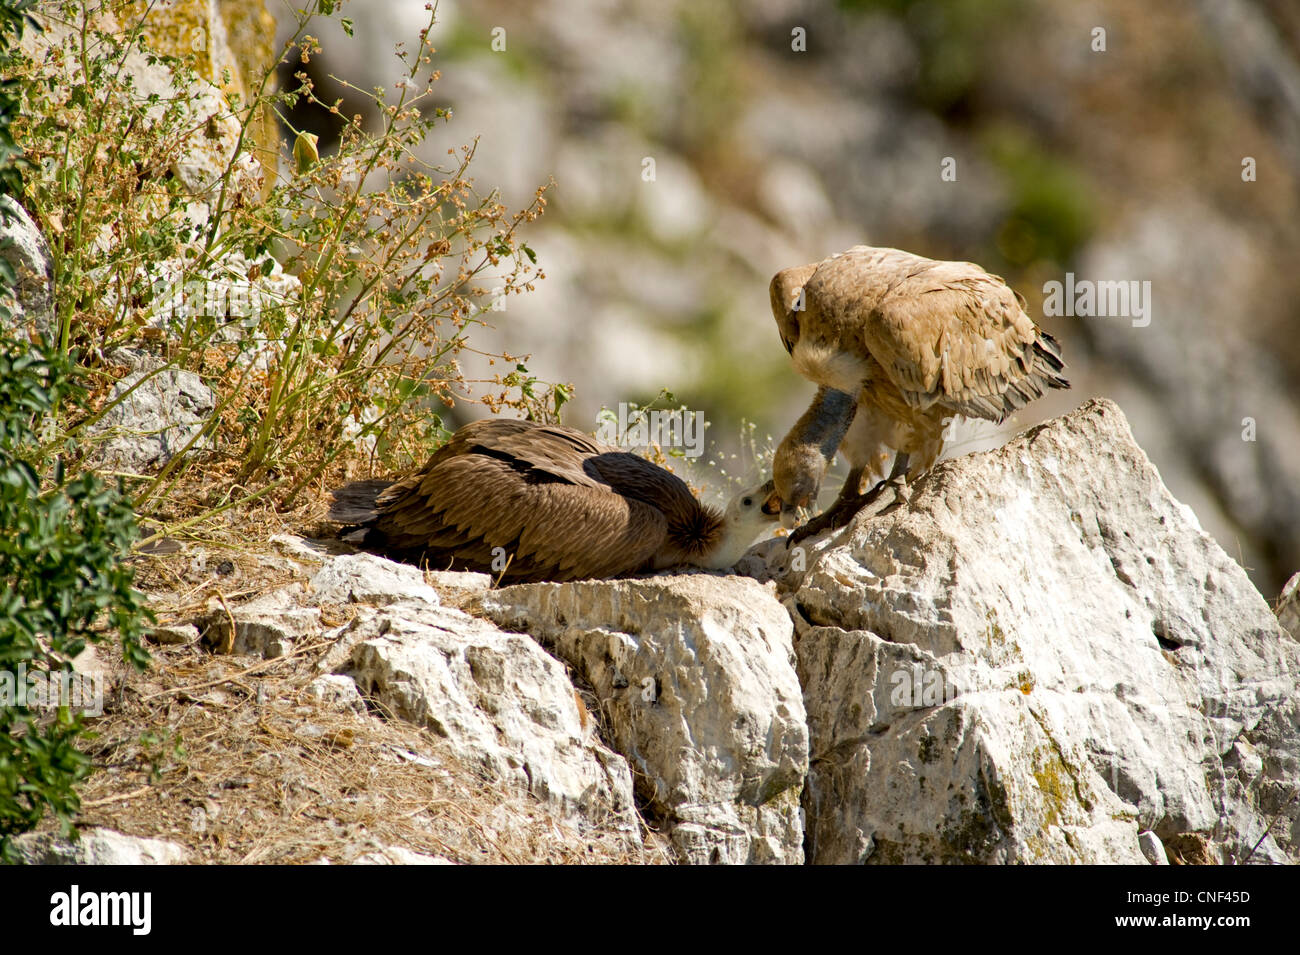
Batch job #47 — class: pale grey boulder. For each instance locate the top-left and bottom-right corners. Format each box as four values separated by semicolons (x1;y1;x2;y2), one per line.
478;574;808;865
425;570;494;608
0;196;54;339
309;552;442;608
784;398;1300;864
89;349;215;473
1137;830;1169;865
1278;572;1300;640
195;588;321;658
12;828;189;865
797;623;1145;864
339;602;638;838
304;673;368;715
147;622;199;645
1234;698;1300;859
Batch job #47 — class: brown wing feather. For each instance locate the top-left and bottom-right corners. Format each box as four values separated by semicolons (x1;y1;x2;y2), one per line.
584;451;725;565
362;420;683;582
465;420;612;486
374;453;668;582
328;479;394;524
398;418;610;489
806;247;1068;423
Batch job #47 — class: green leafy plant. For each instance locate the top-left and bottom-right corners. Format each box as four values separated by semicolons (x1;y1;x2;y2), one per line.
0;0;40;196
7;0;561;530
0;0;566;858
0;321;152;858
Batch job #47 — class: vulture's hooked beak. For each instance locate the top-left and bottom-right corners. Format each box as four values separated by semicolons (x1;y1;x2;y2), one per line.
760;485;809;529
779;505;806;530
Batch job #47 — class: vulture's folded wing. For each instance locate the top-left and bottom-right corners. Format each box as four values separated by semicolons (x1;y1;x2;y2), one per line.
375;453;667;581
431;418;612;488
815;256;1065;422
328;478;395;524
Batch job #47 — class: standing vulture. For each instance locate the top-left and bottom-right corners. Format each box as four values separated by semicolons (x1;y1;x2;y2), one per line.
328;418;778;583
765;245;1070;539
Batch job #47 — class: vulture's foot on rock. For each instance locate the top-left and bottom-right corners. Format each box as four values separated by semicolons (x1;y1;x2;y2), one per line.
788;480;888;545
887;475;911;504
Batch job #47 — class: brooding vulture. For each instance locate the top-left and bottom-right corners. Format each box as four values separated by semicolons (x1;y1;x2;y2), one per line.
766;245;1070;539
329;418;778;583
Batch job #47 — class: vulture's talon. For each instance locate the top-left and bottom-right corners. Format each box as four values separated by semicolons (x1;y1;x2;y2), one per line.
789;494;868;544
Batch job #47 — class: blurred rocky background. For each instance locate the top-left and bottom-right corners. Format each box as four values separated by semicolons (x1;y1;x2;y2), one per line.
274;0;1300;597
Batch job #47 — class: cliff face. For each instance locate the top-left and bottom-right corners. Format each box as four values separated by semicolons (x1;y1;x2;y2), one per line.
755;399;1300;863
22;399;1295;865
468;399;1297;863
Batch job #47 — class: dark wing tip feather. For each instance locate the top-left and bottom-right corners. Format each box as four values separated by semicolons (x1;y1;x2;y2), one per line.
1032;332;1070;389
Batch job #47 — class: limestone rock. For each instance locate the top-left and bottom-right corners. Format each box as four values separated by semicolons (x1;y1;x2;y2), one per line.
478;574;808;865
12;828;189;865
1278;572;1300;640
304;674;368;715
785;398;1300;863
196;588;321;657
797;623;1145;864
89;349;215;473
339;602;638;835
148;623;199;645
0;196;54;339
310;553;441;608
426;570;494;608
1138;830;1169;865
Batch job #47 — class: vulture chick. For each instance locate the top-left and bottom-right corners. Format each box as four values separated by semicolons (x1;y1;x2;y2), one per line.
766;246;1070;539
329;418;778;583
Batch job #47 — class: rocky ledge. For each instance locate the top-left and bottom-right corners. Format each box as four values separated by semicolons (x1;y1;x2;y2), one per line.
25;399;1299;864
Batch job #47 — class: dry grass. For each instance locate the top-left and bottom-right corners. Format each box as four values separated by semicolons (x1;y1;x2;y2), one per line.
47;542;672;865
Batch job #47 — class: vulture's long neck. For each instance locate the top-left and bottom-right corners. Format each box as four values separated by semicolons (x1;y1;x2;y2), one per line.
695;514;760;570
793;386;858;462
